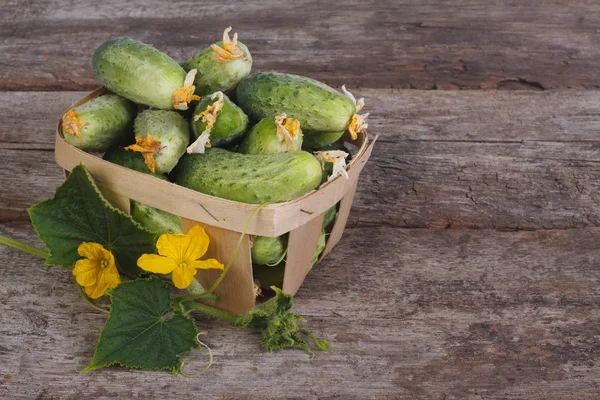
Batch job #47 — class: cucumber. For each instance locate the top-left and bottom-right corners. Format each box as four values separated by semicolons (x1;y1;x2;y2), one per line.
238;115;302;155
254;228;326;289
310;229;327;269
93;38;199;110
302;130;344;149
253;262;285;290
130;202;183;235
322;205;337;229
62;94;135;152
103;147;167;179
251;235;288;265
236;72;356;136
103;147;182;235
182;27;252;96
312;142;352;154
188;91;248;154
173;148;322;204
126;110;190;174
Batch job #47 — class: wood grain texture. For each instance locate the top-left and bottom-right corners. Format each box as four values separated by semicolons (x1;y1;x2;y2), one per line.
1;0;600;91
283;213;324;295
2;221;600;399
3;90;600;230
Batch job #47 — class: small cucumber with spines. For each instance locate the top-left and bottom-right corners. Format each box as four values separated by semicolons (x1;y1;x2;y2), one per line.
93;37;199;110
237;72;355;133
238;115;302;155
103;147;182;235
129;109;190;174
62;94;135;152
103;147;167;179
322;205;337;229
189;91;248;152
302;130;345;149
173;148;322;204
183;27;252;96
310;229;327;269
130;202;183;236
251;235;288;265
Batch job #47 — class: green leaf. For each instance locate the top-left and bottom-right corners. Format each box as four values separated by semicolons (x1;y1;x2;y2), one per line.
28;164;157;275
83;277;199;373
235;287;329;356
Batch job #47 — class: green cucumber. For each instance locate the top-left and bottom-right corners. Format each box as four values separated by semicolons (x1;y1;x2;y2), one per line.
103;147;182;235
188;91;248;152
130;110;190;174
183;27;252;96
253;262;285;289
93;38;198;110
236;72;356;133
310;229;327;269
251;235;288;265
173;148;322;204
238;115;302;155
62;94;135;152
302;130;345;149
322;205;337;229
130;202;183;235
103;147;167;179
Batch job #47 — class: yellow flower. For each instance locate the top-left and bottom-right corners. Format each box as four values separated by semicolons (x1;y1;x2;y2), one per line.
187;91;225;154
275;114;303;151
211;27;246;63
124;133;162;173
137;225;224;289
72;242;121;299
62;109;85;138
342;85;369;140
172;69;201;111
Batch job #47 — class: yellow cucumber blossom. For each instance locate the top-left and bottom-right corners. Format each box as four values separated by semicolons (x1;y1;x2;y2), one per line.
315;150;350;181
275;114;303;151
125;133;162;173
72;242;121;299
62;109;85;139
187;92;225;154
137;225;224;289
253;281;262;298
342;85;369;140
172;69;201;111
211;27;246;63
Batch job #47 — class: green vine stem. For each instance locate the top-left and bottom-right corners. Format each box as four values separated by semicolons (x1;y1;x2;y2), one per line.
0;234;48;259
76;284;110;314
299;328;330;351
183;301;238;323
177;278;218;303
178;332;214;378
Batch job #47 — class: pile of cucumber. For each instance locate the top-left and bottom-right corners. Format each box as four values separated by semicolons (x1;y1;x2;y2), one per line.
61;28;368;290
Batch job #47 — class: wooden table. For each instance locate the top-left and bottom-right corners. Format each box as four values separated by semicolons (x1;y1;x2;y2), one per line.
2;1;600;399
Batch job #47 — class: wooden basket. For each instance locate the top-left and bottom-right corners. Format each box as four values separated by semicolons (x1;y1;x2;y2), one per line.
55;88;376;314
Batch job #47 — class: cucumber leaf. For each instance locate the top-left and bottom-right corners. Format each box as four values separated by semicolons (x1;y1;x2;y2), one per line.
28;164;157;275
235;287;329;356
83;277;199;373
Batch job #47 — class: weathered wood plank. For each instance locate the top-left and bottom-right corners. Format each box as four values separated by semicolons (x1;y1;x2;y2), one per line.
4;89;600;148
2;221;600;399
2;90;600;229
1;0;600;91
